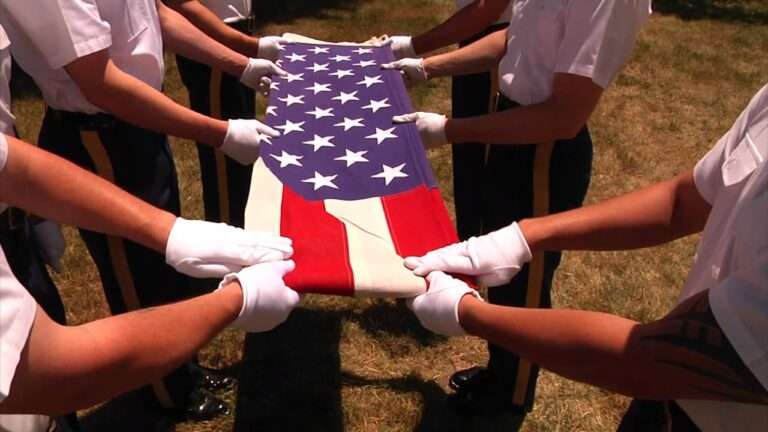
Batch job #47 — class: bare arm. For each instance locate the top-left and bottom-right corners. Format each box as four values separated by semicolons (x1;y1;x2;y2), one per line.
411;0;509;55
443;73;604;144
0;282;243;415
156;0;248;76
64;50;228;147
522;169;712;253
422;28;507;77
0;135;174;252
459;289;768;403
163;0;261;58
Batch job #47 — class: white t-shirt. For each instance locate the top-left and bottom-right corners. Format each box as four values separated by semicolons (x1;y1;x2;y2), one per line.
0;0;165;114
200;0;251;23
675;84;768;431
455;0;512;25
0;25;13;134
498;0;652;106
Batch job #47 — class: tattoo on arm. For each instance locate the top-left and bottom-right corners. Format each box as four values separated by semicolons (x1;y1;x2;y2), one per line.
639;290;768;404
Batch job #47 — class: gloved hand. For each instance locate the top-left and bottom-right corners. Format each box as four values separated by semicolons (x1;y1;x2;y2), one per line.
165;217;293;278
392;112;447;148
407;271;483;336
256;36;286;62
30;219;66;273
381;58;428;85
220;260;300;332
385;35;416;59
404;222;532;287
220;119;280;165
240;58;287;92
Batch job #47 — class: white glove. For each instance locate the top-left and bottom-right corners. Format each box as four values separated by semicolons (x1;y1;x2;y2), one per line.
392;112;447;148
240;58;287;91
387;35;416;59
407;271;482;336
165;217;293;278
220;260;300;332
404;222;532;287
381;58;428;85
256;36;286;62
221;119;280;165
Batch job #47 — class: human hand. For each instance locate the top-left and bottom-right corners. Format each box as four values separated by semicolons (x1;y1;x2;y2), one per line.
165;217;293;278
381;58;428;85
407;271;482;336
256;36;286;62
220;119;280;164
404;222;532;287
385;35;416;59
221;260;299;332
240;58;287;91
392;111;447;148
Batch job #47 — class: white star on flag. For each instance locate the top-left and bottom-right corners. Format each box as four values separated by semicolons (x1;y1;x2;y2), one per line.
372;163;408;185
335;149;369;167
271;150;303;168
329;69;355;79
270;81;280;91
356;75;384;88
302;171;338;190
365;127;398;145
284;73;304;83
307;63;330;73
353;48;373;55
302;135;336;152
333;117;364;131
332;90;360;105
361;98;391;113
329;55;351;62
261;135;273;145
309;47;330;55
305;82;332;94
306;106;335;119
275;120;305;135
265;106;277;116
286;53;306;62
354;60;377;68
278;94;305;106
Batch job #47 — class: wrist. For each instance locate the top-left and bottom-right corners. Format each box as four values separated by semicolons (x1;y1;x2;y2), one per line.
148;211;177;253
518;218;547;254
215;280;245;322
457;295;485;335
208;119;230;148
238;35;261;58
410;35;427;56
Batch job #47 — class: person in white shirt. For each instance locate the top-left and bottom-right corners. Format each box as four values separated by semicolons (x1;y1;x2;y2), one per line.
384;0;652;416
164;0;282;231
0;0;285;420
405;83;768;431
0;133;300;419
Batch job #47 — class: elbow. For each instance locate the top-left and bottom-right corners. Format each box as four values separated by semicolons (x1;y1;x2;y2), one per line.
550;117;586;141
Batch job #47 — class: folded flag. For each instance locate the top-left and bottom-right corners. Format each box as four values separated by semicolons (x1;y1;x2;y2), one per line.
245;41;458;297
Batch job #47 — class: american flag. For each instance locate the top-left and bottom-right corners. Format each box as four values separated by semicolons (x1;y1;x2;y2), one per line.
245;41;458;297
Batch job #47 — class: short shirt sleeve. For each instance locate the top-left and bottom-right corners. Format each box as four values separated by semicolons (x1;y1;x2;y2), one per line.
554;0;651;88
0;246;37;402
0;133;8;172
1;0;111;69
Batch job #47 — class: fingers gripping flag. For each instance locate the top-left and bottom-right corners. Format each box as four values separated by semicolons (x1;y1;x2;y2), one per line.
245;41;458;297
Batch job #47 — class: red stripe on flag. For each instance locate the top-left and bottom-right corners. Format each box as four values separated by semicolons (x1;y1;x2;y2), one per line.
280;187;355;296
381;186;458;258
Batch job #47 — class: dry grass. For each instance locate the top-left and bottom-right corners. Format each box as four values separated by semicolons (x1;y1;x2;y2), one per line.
10;0;768;430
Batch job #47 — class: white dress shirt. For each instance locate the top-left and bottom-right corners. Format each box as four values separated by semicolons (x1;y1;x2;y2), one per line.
200;0;251;23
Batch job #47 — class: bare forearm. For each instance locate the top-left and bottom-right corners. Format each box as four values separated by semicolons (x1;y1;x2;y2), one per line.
411;0;509;55
521;171;711;253
0;136;174;252
164;0;260;57
2;284;242;415
158;1;249;76
423;29;506;78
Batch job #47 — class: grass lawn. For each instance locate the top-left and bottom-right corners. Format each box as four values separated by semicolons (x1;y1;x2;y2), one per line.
11;0;768;430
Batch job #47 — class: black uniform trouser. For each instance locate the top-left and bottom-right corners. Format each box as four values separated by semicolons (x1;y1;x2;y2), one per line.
617;400;701;431
451;22;508;240
476;96;593;411
38;108;198;409
175;22;255;229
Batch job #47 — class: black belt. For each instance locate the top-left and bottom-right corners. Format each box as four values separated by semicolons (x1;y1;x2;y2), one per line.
0;207;27;232
229;18;253;34
49;108;119;131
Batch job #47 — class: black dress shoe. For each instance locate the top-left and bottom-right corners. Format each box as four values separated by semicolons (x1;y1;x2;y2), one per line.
190;363;236;392
448;366;494;392
183;388;231;422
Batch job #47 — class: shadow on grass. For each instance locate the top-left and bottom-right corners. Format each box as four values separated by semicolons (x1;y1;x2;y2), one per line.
654;0;768;25
252;0;364;30
77;389;175;432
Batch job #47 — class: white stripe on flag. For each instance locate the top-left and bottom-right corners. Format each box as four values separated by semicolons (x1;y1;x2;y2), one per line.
245;158;283;234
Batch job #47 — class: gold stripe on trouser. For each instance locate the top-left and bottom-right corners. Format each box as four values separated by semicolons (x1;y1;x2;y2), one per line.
511;140;555;406
81;130;176;409
209;68;231;224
